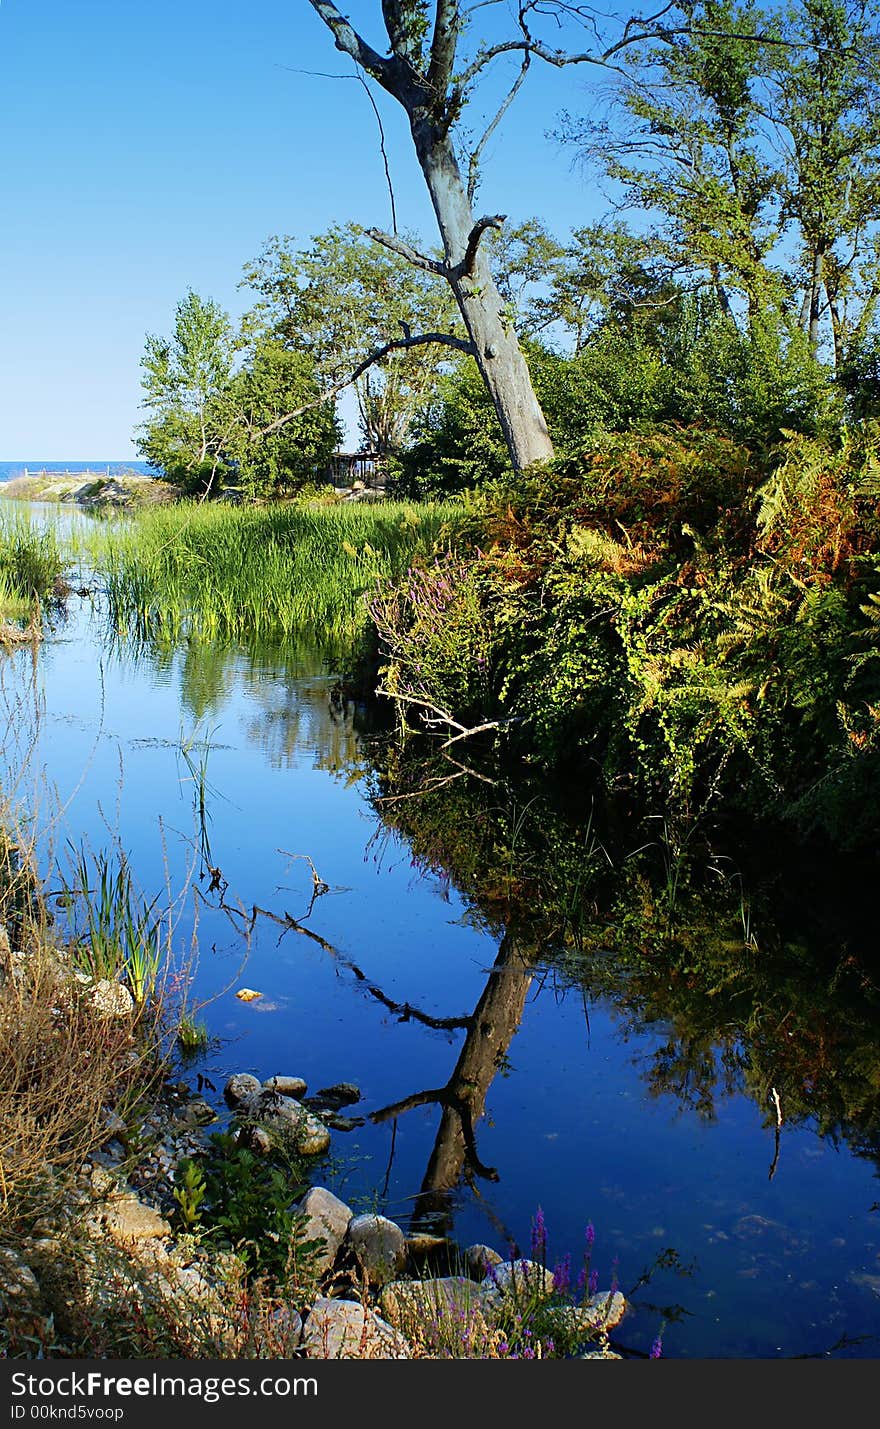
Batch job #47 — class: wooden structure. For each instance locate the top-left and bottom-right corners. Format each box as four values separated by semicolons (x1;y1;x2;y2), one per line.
328;451;385;488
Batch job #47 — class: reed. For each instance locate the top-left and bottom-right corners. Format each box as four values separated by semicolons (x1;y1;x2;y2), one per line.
82;499;462;651
0;511;64;620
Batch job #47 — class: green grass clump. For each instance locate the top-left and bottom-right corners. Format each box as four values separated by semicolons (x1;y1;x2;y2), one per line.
0;513;64;620
84;499;462;652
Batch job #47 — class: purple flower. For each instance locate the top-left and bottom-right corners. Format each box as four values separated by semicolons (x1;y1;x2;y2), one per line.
650;1336;663;1359
585;1221;595;1248
531;1205;547;1259
589;1269;599;1296
553;1254;571;1294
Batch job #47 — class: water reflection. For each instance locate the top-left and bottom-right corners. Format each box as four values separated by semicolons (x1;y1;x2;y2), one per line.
370;743;880;1198
4;585;880;1354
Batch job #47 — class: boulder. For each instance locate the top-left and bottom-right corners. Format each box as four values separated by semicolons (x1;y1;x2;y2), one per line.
294;1187;353;1276
314;1082;361;1108
0;1245;44;1323
224;1073;261;1107
544;1290;628;1335
99;1196;171;1245
347;1214;407;1287
465;1243;503;1278
263;1075;307;1099
380;1275;487;1329
87;978;134;1018
254;1096;331;1156
302;1297;410;1359
480;1257;555;1311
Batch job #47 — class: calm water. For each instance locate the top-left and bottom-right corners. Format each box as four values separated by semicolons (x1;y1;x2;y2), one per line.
2;500;880;1358
0;461;155;483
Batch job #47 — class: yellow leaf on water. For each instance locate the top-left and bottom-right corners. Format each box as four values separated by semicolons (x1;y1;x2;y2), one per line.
236;987;263;1002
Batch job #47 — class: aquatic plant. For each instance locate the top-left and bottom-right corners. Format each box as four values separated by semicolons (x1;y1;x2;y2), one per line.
59;843;164;1006
83;498;462;653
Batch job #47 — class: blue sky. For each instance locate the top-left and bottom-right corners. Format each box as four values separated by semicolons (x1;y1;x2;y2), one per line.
0;1;618;456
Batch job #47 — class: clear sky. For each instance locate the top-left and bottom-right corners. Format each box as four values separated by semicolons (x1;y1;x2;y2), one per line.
0;1;617;457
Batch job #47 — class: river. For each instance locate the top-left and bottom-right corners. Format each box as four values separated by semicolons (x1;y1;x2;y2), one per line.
2;499;880;1358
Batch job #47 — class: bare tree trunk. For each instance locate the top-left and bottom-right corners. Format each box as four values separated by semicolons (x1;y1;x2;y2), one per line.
411;125;554;472
808;249;824;355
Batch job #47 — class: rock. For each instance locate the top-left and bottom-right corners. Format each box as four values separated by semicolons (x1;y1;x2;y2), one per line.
294;1187;353;1276
175;1097;217;1128
579;1348;623;1359
380;1276;487;1328
347;1214;407;1287
323;1114;364;1132
263;1075;308;1099
302;1297;410;1359
101;1110;128;1141
87;978;134;1018
480;1258;555;1311
543;1291;628;1336
0;1246;44;1318
465;1243;503;1278
252;1095;331;1156
313;1083;361;1109
238;1125;273;1155
224;1073;262;1107
99;1196;171;1245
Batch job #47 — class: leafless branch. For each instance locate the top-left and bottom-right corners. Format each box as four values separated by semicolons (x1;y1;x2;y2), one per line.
460;214;508;276
468;54;531;203
366;227;450;275
258;329;476;437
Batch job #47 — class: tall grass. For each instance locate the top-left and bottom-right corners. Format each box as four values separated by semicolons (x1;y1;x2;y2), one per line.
0;512;64;621
83;500;462;651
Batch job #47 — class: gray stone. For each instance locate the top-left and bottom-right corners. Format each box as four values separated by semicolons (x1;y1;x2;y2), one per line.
480;1258;555;1311
324;1114;364;1132
87;978;134;1018
100;1196;171;1244
294;1187;353;1275
543;1291;628;1336
465;1243;503;1278
0;1246;43;1318
254;1095;331;1156
176;1097;217;1128
224;1073;261;1107
302;1297;410;1359
579;1348;623;1359
263;1075;308;1098
380;1276;487;1328
314;1082;361;1107
347;1214;407;1287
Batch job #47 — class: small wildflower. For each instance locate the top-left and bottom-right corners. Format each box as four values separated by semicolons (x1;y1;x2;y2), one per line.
650;1336;663;1359
585;1221;595;1248
531;1205;547;1259
553;1253;571;1294
589;1268;599;1296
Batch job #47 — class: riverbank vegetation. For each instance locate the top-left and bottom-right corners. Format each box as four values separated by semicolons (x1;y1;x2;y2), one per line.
82;499;460;651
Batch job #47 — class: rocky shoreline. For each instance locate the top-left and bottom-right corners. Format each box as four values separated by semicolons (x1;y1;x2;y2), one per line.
0;1054;628;1359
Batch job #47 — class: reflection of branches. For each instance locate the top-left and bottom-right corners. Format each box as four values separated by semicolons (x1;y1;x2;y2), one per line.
376;751;498;804
371;1087;499;1181
217;896;472;1032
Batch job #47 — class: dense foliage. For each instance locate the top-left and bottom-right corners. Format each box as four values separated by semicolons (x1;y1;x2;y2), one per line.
373;424;880;844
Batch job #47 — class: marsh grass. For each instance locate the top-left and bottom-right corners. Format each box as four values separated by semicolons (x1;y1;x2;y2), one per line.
0;512;65;623
81;500;462;650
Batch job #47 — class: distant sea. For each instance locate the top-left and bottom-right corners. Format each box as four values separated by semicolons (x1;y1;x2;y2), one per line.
0;460;156;483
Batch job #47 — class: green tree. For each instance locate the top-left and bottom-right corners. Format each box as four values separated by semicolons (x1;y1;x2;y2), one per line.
137;293;339;497
560;0;880;368
241;224;457;455
137;291;236;492
223;340;341;497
